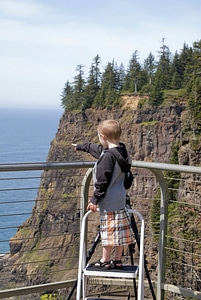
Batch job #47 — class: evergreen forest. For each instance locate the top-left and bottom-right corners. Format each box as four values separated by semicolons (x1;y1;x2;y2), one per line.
61;39;201;130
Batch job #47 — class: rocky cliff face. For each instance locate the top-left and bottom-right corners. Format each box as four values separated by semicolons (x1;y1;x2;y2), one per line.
1;99;196;294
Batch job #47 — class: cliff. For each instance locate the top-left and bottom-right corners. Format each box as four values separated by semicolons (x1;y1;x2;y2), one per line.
1;96;200;296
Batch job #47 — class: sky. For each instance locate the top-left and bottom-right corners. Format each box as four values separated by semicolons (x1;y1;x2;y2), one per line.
0;0;200;110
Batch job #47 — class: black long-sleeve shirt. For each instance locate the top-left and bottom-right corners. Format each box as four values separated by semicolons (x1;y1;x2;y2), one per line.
76;142;131;212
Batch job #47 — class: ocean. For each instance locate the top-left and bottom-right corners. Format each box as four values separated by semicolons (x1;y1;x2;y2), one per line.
0;108;63;254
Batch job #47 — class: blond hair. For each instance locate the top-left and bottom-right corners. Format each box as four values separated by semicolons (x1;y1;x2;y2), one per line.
98;120;121;140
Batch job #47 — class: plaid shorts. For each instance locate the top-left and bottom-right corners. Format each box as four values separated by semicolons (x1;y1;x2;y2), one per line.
100;207;134;246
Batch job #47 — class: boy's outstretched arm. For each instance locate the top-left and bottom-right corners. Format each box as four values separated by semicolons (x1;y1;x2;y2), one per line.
72;142;102;159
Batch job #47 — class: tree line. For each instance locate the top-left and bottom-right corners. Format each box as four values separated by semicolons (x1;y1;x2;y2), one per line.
61;39;201;127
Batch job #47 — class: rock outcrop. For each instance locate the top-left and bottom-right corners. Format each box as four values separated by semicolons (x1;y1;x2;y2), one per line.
2;98;200;296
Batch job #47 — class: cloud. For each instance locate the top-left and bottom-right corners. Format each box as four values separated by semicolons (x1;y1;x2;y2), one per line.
0;0;200;109
0;0;49;19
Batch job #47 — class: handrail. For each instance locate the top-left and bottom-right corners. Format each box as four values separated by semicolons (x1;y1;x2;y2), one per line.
1;160;201;174
0;161;94;172
132;160;201;174
0;280;76;298
1;160;201;299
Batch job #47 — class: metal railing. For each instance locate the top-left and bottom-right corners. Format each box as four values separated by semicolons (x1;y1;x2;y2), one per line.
0;161;201;299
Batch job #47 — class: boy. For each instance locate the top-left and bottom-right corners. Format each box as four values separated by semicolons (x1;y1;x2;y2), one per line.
72;119;134;269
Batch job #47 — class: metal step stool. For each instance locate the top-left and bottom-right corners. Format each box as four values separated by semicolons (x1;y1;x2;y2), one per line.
76;209;145;300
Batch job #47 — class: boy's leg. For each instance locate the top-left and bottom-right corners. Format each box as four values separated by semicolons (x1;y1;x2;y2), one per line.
115;245;124;261
102;245;112;261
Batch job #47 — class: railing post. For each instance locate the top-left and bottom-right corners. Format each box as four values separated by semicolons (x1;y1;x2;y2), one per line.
80;168;92;226
78;168;93;299
150;169;168;300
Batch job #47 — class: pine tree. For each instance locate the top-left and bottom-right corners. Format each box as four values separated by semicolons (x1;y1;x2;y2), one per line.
83;65;97;109
154;38;171;90
93;54;102;90
179;43;193;87
187;40;201;130
83;55;102;109
124;50;141;93
73;64;85;110
143;52;156;85
170;51;183;89
117;63;126;91
93;61;120;108
61;80;75;110
60;39;201;111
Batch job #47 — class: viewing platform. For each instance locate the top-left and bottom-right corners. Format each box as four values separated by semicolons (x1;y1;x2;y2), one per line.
0;161;201;299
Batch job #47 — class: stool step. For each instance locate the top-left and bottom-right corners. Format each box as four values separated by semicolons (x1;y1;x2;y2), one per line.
84;264;138;278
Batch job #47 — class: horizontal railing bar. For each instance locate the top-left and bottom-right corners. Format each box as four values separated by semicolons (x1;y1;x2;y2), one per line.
166;234;201;244
0;176;41;180
0;279;76;298
0;226;20;230
0;187;40;192
1;160;201;175
0;195;79;204
0;231;80;244
132;160;201;174
0;199;35;205
0;208;80;218
0;246;80;258
0;278;157;299
162;283;201;299
0;256;78;267
0;212;31;217
0;161;95;172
